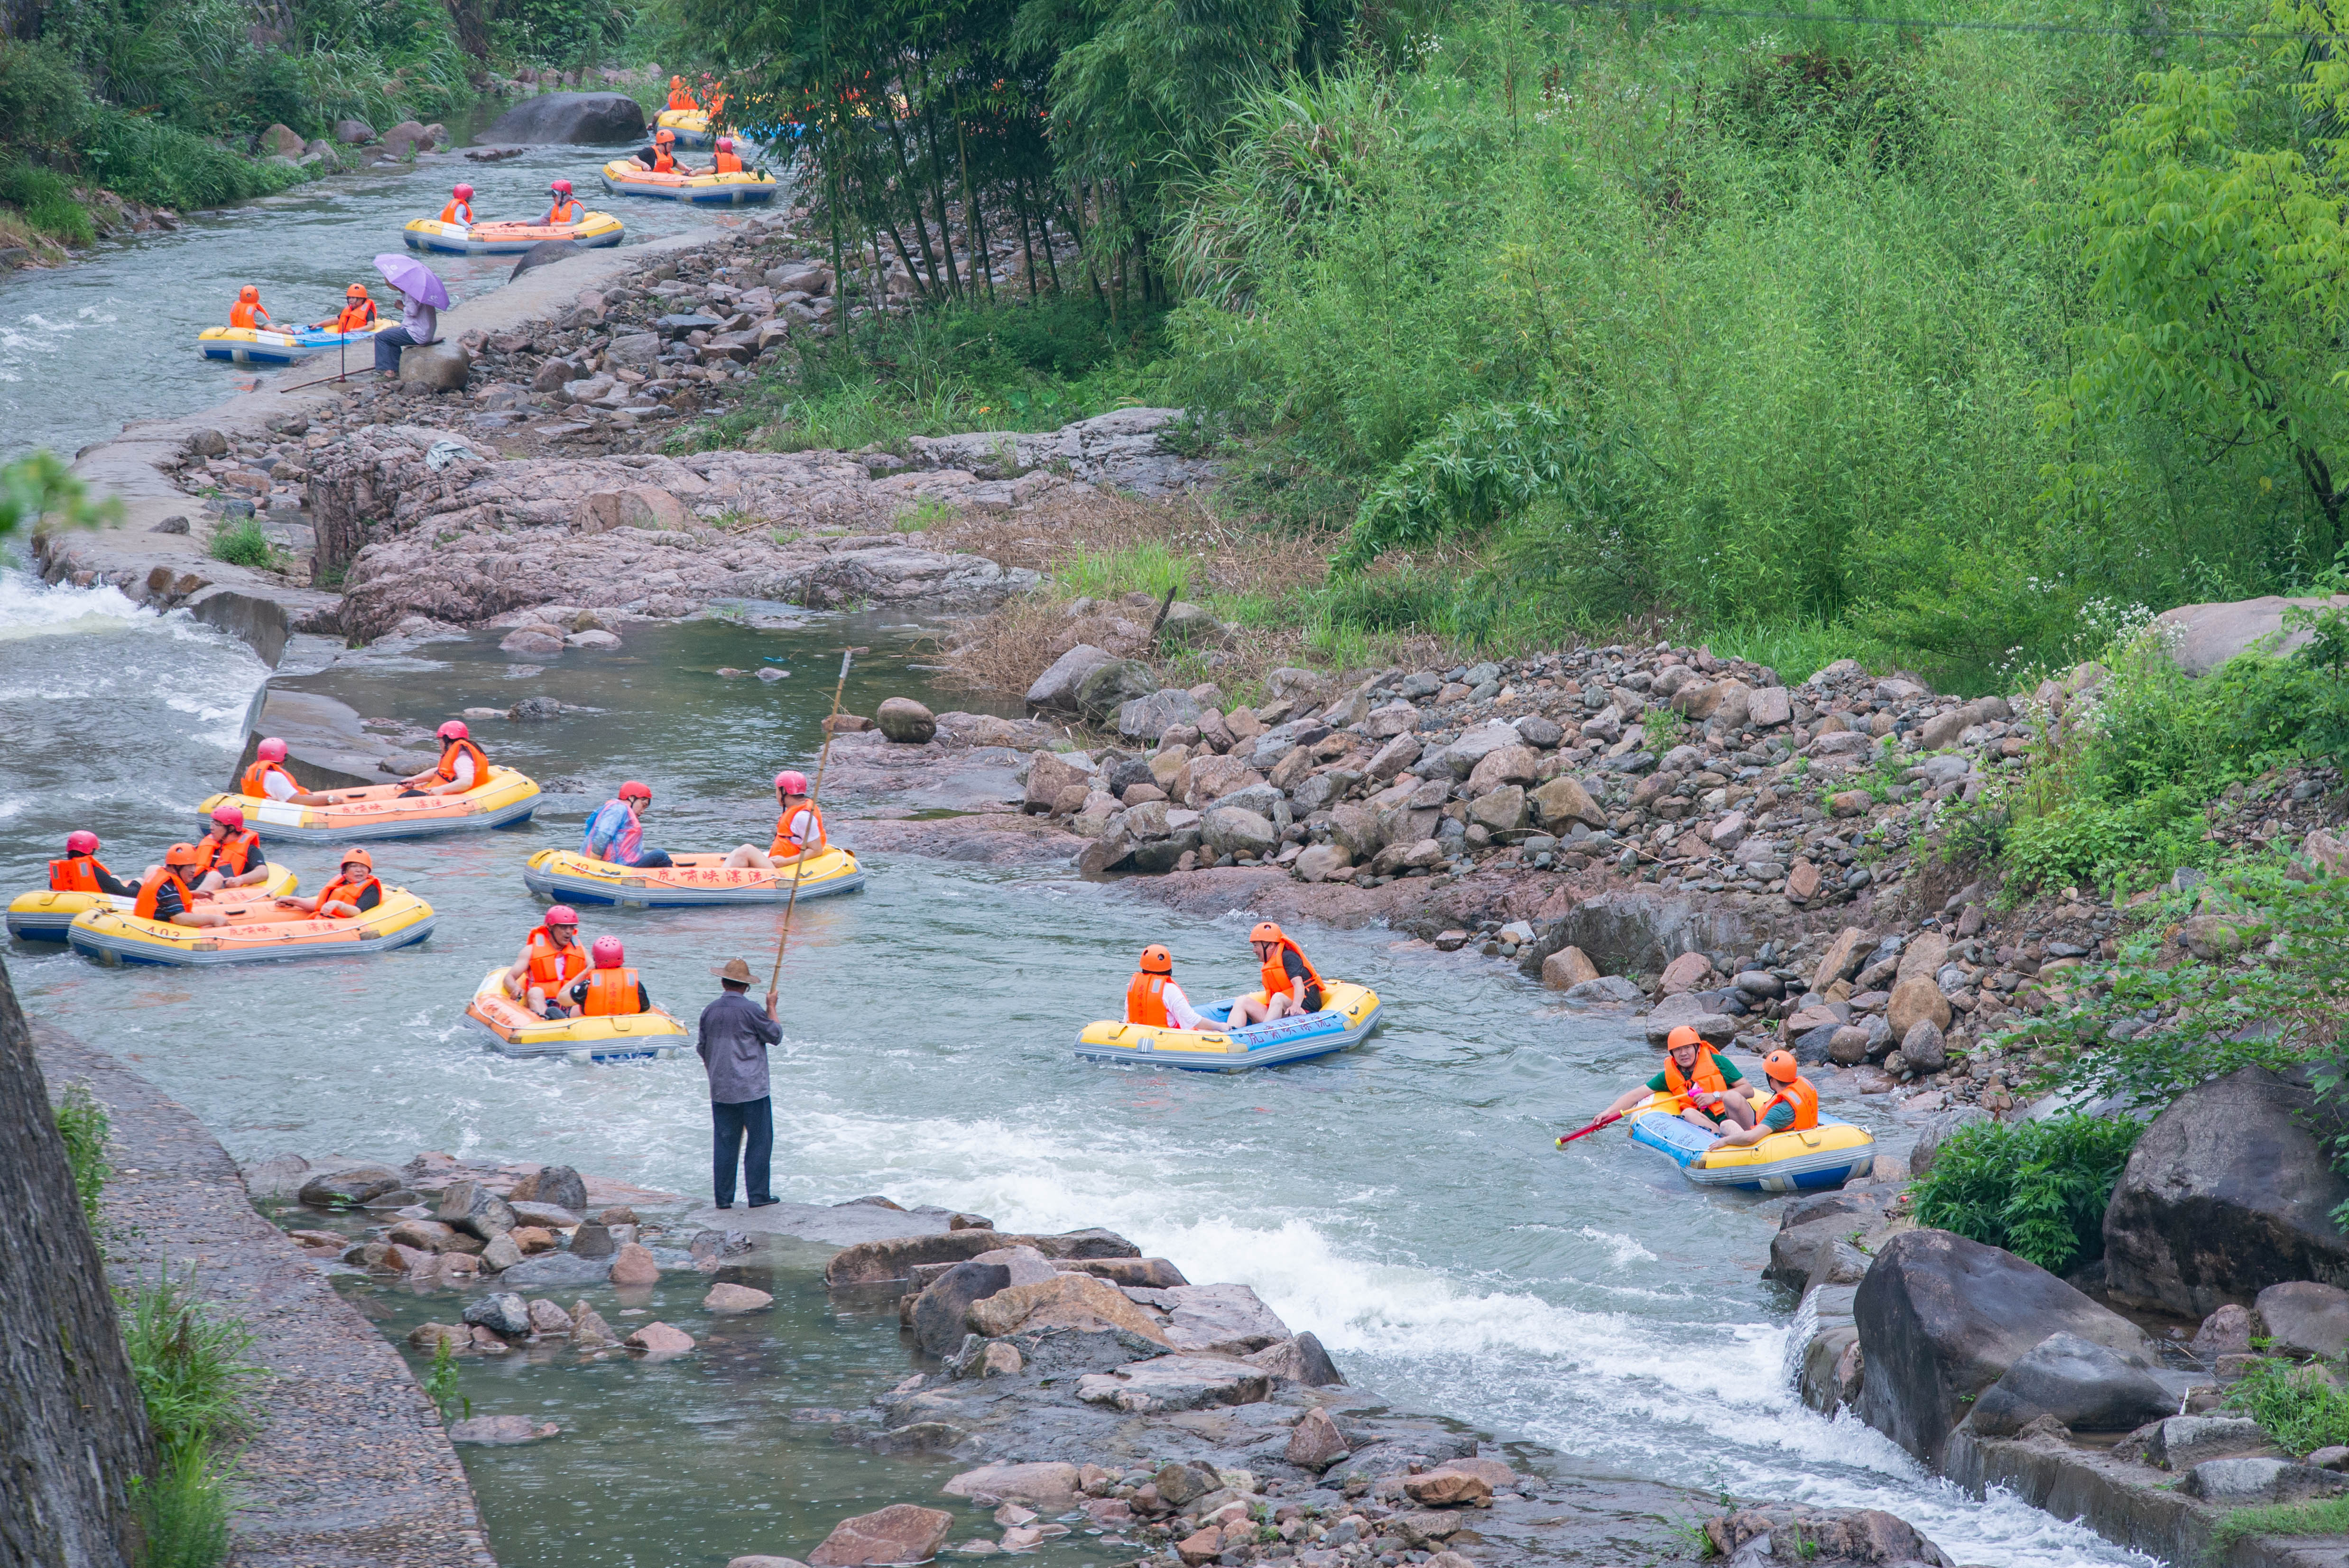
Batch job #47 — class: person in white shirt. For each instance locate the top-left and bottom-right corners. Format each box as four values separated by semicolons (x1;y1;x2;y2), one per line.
1125;945;1206;1030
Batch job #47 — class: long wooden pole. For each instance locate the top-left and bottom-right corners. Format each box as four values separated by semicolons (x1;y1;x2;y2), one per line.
768;646;862;991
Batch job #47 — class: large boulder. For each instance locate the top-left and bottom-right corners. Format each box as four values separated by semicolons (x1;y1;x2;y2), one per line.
966;1272;1169;1345
1158;1282;1290;1355
875;697;937;744
1074;659;1157;721
909;1261;1011;1359
477;91;648;145
1119;688;1203;742
1199;806;1278;860
2155;595;2349;677
397;342;472;392
1964;1331;2173;1436
2103;1066;2349;1318
1026;644;1113;712
2256;1281;2349;1360
807;1504;953;1567
1854;1228;2151;1465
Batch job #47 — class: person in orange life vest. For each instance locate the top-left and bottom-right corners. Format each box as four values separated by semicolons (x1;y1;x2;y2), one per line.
398;719;490;798
1708;1051;1821;1148
1230;921;1326;1024
564;935;652;1016
666;75;698;111
275;848;382;919
1600;1025;1760;1133
708;137;744;175
191;803;268;891
50;830;132;895
723;770;823;869
502;904;591;1017
136;843;230;928
314;284;377;332
239;737;336;806
229;285;271;330
1124;945;1206;1029
542;180;582;227
439;183;475;226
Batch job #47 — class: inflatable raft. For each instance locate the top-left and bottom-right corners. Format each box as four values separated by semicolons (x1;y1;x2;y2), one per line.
7;865;297;942
1073;983;1382;1071
196;768;542;845
656;107;714;147
464;966;687;1063
67;888;436;967
402;212;624;255
197;323;384;366
1626;1089;1877;1193
599;160;777;205
521;845;865;907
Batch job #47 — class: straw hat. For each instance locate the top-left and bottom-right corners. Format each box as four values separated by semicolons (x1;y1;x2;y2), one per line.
712;958;755;984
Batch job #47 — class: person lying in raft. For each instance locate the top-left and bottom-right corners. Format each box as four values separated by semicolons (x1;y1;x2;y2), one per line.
564;936;652;1016
722;771;822;870
240;738;338;806
274;848;382;919
583;781;675;868
230;285;271;330
1125;945;1206;1029
1599;1025;1760;1134
398;720;490;798
1230;921;1326;1024
1706;1051;1820;1148
135;843;230;929
314;284;378;332
50;830;133;895
504;904;591;1018
191;803;268;892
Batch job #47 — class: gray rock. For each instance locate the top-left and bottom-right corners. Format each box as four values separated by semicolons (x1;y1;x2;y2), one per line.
397;342;472;392
1158;601;1227;648
1119;687;1203;741
462;1291;531;1337
333;118;375;144
1199;806;1278;860
448;1414;558;1444
1160;1282;1291;1355
912;1260;1012;1359
297;1164;403;1208
1245;1329;1345;1387
1027;644;1114;713
2144;1414;2273;1470
875;697;937;744
1966;1331;2173;1435
2256;1280;2349;1360
1074;658;1157;721
2104;1066;2349;1318
2155;595;2349;677
507;1200;583;1231
1564;975;1646;1005
1900;1018;1948;1073
1075;1355;1272;1413
479;1234;524;1272
2181;1457;2349;1504
568;1223;615;1259
606;332;661;367
497;1251;614;1289
437;1181;518;1241
1514;714;1564;749
1909;1107;1992;1179
477;91;648;145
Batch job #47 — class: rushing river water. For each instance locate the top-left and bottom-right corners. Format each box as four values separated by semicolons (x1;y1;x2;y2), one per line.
0;110;769;464
0;571;2150;1568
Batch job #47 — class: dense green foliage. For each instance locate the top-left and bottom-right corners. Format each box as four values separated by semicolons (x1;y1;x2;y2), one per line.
0;450;121;536
2224;1357;2349;1457
207;517;288;572
1910;1114;2144;1273
123;1270;258;1568
52;1078;111;1228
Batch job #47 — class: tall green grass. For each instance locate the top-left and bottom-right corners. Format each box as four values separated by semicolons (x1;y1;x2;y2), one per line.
53;1079;110;1227
123;1268;259;1568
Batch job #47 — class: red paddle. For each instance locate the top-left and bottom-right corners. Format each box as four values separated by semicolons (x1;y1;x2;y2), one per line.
1554;1089;1700;1148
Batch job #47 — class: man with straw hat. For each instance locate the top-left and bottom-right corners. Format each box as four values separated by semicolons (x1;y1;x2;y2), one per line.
699;958;782;1210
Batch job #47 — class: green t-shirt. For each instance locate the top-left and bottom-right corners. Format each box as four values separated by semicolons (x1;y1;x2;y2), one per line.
1647;1055;1745;1121
1761;1100;1795;1133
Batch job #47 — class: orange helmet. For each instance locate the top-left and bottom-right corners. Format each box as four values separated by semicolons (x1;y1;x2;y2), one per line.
655;128;676;144
1763;1050;1801;1084
163;842;203;867
1248;921;1285;946
1139;944;1173;974
346;283;369;298
1665;1025;1704;1051
338;847;374;871
237;285;258;302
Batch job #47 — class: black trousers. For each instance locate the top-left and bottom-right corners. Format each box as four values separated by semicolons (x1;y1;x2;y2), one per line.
711;1096;773;1208
632;848;675;867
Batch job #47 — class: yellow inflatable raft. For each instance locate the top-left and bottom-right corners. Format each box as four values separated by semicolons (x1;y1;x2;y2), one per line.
598;159;777;205
1626;1088;1877;1193
197;768;542;844
401;212;625;255
656;107;714;146
8;865;297;942
67;888;436;967
521;845;865;907
464;966;687;1063
1074;982;1382;1071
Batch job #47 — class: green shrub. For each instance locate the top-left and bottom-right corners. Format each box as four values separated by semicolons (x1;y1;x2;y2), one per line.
135;1444;234;1568
207;518;285;572
1909;1114;2143;1273
121;1266;257;1568
83;109;305;212
0;39;92;155
0;159;92;243
53;1079;110;1227
2223;1357;2349;1457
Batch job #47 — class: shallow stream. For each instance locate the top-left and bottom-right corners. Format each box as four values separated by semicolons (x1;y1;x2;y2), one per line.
0;573;2150;1568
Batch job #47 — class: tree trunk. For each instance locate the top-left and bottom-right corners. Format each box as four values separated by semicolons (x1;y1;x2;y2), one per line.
0;954;152;1568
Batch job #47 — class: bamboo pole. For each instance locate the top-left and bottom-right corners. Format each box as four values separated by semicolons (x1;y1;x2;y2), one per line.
768;646;864;991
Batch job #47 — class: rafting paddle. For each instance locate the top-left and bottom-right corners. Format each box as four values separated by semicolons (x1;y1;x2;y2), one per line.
766;646;865;993
1553;1088;1701;1148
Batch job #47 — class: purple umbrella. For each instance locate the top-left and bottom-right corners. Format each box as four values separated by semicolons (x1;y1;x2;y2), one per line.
373;253;451;309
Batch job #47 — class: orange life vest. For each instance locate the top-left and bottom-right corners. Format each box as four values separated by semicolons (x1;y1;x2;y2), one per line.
1663;1047;1731;1107
771;803;824;858
241;759;298;798
581;967;640;1017
1258;935;1327;1011
712;150;742;174
526;929;589;989
1127;972;1172;1027
652;150;675;173
1758;1075;1822;1133
312;875;381;917
194;828;261;878
435;737;490;787
230;299;266;329
440;200;472;225
335;300;376;332
545;199;581;225
667;88;697;111
49;855;111;893
132;867;191;921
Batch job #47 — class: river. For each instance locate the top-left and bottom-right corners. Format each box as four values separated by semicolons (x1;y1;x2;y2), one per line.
0;565;2147;1568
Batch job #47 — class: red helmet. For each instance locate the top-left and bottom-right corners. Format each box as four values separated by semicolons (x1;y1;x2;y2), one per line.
550;178;573;194
1139;944;1173;974
257;737;287;761
210;803;245;828
1763;1050;1801;1084
544;904;580;926
716;137;733;151
591;935;625;968
775;770;810;795
67;830;98;854
437;720;469;741
453;183;474;199
164;842;203;867
1249;921;1285;945
618;780;652;802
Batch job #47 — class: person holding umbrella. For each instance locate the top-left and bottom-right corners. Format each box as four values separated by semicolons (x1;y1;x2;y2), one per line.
370;252;452;377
